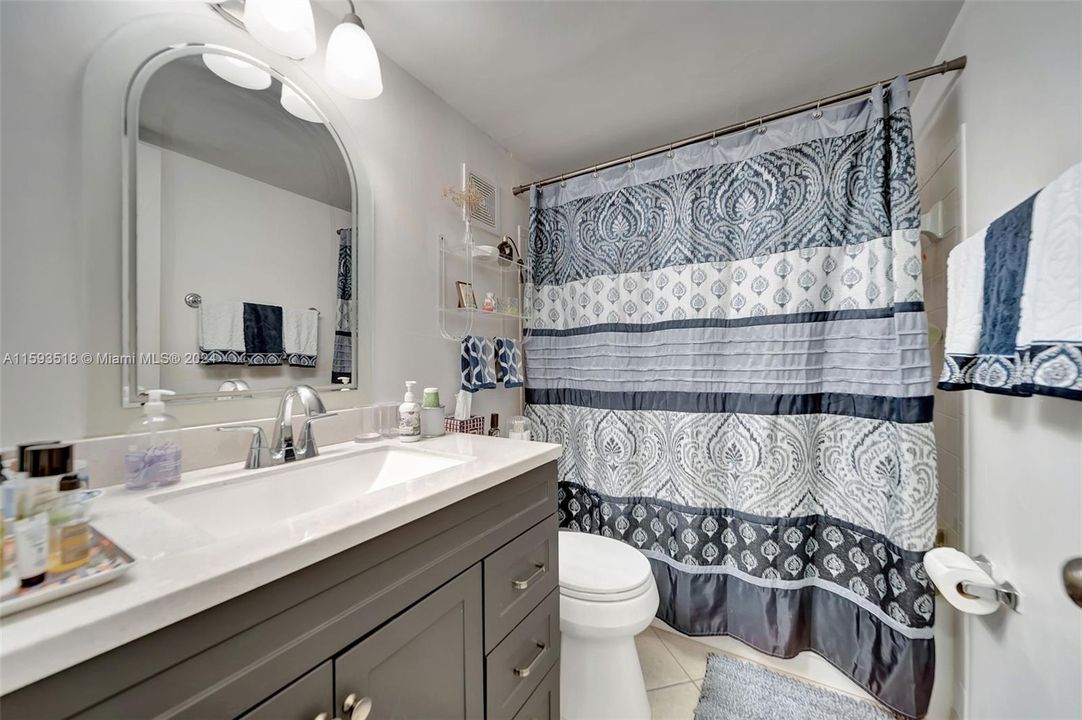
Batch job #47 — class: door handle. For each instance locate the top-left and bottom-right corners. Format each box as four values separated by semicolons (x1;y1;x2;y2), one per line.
1063;557;1082;608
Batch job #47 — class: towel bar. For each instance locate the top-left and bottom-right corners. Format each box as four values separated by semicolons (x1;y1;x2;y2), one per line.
184;293;319;315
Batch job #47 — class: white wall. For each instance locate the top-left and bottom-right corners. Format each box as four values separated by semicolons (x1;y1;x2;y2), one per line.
0;1;534;445
910;2;1082;718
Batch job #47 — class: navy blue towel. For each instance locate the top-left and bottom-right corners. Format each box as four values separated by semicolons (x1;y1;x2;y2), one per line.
242;303;283;366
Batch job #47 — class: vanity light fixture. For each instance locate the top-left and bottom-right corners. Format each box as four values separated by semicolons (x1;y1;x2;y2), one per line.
280;84;323;123
325;1;383;100
243;0;317;60
202;53;272;90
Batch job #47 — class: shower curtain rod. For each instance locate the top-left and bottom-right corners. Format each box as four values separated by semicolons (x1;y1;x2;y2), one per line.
511;55;966;196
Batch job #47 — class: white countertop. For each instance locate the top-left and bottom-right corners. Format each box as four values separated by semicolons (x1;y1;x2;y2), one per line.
0;434;561;694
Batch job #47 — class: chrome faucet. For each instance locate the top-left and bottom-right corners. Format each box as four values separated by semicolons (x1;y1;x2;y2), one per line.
218;385;337;469
270;384;337;462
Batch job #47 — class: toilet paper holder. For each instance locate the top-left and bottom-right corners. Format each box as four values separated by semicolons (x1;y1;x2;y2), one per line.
957;555;1022;613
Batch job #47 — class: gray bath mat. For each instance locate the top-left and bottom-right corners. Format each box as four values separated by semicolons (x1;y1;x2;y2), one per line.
694;653;901;720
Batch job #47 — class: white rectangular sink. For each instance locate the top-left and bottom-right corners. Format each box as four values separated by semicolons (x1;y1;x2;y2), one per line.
149;446;469;539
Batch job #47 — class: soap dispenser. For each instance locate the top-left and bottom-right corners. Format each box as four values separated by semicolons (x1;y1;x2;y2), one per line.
398;381;421;443
125;389;182;490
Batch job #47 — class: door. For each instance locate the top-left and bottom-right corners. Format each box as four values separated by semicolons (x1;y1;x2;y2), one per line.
334;565;484;720
238;662;333;720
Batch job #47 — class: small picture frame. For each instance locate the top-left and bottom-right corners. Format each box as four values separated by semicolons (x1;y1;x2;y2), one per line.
455;281;477;309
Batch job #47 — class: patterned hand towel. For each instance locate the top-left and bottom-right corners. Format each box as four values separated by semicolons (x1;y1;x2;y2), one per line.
939;162;1081;399
284;307;319;367
1015;164;1082;398
198;300;246;364
495;337;524;388
460;336;497;392
242;303;283;366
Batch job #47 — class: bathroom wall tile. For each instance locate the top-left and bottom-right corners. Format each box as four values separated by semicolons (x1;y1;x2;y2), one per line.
648;681;701;720
935;389;961;420
934;414;961;458
938;486;960;533
635;629;691;690
938;449;961;495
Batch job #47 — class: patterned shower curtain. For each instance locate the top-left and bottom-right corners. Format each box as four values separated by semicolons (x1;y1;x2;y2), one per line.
525;77;937;718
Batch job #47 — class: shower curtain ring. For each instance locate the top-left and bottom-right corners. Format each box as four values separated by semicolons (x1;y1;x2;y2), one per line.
592;165;599;178
756;116;767;135
666;143;674;159
560;174;567;188
709;130;718;147
627;155;635;169
812;99;824;120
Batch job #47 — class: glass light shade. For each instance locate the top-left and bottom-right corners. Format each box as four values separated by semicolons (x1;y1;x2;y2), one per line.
201;53;272;90
243;0;317;59
280;84;323;123
325;19;384;100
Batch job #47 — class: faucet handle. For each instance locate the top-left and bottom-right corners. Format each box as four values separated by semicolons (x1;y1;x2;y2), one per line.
299;412;339;459
217;425;273;469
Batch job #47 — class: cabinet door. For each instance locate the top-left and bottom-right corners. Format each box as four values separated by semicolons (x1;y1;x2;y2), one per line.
334;565;483;720
238;662;332;720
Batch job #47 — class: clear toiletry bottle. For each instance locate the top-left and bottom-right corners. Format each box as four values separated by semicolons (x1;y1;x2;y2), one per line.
125;389;182;490
398;381;421;443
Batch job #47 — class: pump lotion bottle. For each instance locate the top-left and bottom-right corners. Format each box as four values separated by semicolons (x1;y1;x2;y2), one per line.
398;381;421;442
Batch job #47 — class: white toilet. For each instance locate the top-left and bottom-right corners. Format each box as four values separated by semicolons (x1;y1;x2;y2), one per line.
558;530;660;720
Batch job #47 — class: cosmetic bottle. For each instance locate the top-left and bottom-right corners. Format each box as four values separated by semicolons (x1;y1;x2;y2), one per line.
48;474;90;574
488;413;501;437
398;381;421;443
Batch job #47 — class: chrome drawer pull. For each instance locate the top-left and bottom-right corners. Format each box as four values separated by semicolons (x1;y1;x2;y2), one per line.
512;563;546;590
513;642;547;678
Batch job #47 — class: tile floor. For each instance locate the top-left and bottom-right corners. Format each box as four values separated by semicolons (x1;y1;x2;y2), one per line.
636;626;712;720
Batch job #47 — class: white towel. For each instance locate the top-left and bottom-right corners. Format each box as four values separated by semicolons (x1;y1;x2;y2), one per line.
198;300;246;364
1016;164;1082;349
938;228;986;387
284;307;319;367
1015;163;1082;396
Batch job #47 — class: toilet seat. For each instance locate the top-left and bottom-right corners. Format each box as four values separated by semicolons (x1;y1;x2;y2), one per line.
558;531;654;602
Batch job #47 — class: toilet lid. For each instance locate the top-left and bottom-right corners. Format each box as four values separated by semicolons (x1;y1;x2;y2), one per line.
559;531;653;601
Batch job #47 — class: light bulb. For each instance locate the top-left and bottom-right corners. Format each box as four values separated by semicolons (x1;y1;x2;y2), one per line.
244;0;316;59
325;15;383;100
202;53;272;90
280;84;323;123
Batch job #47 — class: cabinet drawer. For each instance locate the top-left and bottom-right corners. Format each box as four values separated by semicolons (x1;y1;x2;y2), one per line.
485;589;560;720
237;662;332;720
511;662;559;720
483;517;558;651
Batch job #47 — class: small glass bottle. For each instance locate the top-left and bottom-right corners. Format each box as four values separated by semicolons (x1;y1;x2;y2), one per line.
488;413;501;437
48;474;90;574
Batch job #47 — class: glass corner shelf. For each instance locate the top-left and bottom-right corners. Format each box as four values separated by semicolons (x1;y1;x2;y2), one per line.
441;243;525;271
440;306;525;321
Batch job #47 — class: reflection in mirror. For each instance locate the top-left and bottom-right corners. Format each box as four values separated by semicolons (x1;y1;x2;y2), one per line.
125;47;357;405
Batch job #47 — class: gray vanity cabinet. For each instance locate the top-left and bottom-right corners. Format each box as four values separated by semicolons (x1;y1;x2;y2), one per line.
0;462;559;720
238;663;333;720
333;566;484;720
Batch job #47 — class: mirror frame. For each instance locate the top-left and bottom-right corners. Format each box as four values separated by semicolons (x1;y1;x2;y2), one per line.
121;43;362;407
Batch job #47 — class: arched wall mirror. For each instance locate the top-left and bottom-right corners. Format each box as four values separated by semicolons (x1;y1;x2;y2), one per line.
121;44;366;406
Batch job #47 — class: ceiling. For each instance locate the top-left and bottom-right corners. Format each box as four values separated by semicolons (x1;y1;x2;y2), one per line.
354;0;963;178
140;54;351;210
